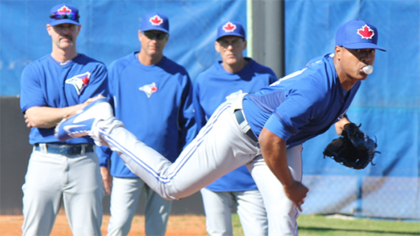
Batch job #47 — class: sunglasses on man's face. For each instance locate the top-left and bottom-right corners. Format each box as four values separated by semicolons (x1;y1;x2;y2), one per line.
143;32;168;40
49;12;80;20
217;38;243;48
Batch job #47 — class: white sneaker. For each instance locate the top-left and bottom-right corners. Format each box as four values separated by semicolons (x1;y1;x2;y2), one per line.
55;98;113;142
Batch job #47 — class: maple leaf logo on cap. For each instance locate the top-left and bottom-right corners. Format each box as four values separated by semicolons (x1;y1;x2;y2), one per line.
58;6;72;13
223;22;236;32
150;15;163;26
357;25;374;39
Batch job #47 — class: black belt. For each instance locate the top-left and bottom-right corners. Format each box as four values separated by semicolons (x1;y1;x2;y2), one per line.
34;143;94;156
234;109;259;143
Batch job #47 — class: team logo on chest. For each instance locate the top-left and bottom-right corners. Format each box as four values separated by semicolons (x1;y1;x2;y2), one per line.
139;82;158;98
357;25;375;39
65;72;90;95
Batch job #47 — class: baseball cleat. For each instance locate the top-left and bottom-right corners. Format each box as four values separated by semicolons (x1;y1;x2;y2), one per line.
55;98;113;141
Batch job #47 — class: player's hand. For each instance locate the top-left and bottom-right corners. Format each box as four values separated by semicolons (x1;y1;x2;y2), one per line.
83;94;105;108
100;166;112;195
24;114;32;128
283;181;309;212
81;94;104;109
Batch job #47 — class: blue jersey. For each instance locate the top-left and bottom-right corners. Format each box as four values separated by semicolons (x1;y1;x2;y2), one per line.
243;53;361;148
98;52;196;178
193;58;277;192
20;54;108;145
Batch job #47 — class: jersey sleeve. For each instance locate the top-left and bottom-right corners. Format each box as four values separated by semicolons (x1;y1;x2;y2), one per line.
96;145;113;167
20;64;47;113
192;75;207;132
178;74;197;150
106;60;121;110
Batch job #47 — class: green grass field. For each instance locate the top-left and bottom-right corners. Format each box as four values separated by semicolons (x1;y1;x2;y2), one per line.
232;214;420;236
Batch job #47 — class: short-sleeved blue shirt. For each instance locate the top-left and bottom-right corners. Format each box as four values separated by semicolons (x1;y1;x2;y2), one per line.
243;53;360;148
20;54;108;145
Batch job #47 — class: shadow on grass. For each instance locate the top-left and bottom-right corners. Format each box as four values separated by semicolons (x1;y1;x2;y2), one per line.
298;226;420;235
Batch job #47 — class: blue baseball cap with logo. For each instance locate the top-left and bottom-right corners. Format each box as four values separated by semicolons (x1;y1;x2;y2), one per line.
216;21;246;41
140;13;169;34
49;3;80;26
335;20;385;51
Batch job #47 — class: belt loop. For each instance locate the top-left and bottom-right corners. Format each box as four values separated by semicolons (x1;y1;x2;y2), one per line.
81;145;86;155
40;143;47;154
238;110;251;133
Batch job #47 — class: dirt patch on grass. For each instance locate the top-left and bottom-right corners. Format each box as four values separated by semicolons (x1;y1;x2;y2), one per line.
0;212;207;236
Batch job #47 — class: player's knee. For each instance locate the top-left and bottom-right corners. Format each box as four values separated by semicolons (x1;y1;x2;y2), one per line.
265;199;296;218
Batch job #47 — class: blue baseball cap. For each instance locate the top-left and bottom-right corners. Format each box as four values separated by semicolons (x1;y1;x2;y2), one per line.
335;20;385;51
49;4;80;26
216;21;246;40
140;13;169;34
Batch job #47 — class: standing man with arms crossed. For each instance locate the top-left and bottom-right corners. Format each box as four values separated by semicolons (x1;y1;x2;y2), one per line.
56;20;384;235
98;12;196;236
194;21;276;236
20;3;108;235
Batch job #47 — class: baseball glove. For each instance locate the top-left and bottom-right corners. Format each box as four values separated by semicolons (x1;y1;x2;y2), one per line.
323;123;379;169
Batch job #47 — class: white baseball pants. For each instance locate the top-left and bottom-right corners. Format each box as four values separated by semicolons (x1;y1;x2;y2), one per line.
107;177;172;236
22;149;104;236
97;96;302;236
200;188;268;236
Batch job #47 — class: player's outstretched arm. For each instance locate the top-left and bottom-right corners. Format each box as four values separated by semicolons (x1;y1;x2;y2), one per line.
259;128;308;211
